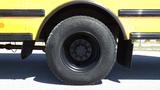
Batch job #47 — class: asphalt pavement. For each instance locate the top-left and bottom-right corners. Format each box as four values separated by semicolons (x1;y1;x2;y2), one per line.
0;50;159;90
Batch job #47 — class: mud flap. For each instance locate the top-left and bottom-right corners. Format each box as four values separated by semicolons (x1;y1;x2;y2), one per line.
117;40;133;68
21;41;35;59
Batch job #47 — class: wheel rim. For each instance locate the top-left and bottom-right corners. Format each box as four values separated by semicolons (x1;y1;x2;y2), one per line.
62;32;100;72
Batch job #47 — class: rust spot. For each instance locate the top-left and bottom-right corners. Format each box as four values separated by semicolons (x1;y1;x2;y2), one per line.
0;23;4;28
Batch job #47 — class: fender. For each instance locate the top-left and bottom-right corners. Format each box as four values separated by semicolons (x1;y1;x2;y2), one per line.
36;1;127;41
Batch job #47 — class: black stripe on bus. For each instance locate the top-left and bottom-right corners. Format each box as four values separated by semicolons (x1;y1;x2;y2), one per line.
0;9;45;17
130;32;160;39
119;9;160;16
0;33;32;41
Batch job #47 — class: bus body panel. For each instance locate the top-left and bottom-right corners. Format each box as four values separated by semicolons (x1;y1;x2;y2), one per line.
0;0;159;40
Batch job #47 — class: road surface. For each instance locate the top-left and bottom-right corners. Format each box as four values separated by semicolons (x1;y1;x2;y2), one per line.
0;50;159;90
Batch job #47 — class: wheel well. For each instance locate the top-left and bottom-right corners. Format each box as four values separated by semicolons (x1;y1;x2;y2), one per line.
37;2;126;41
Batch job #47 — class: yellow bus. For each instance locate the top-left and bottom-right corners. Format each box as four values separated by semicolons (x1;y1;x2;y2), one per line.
0;0;160;85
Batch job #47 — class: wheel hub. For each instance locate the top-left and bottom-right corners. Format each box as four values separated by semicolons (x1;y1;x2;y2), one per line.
63;32;100;71
70;39;92;62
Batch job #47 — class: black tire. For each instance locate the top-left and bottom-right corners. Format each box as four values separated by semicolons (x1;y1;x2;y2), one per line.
46;16;116;85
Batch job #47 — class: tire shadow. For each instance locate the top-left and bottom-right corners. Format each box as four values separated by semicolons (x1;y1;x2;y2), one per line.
107;55;160;82
0;53;62;85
